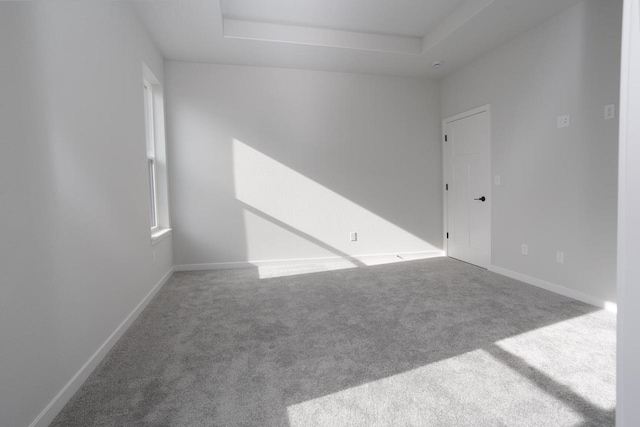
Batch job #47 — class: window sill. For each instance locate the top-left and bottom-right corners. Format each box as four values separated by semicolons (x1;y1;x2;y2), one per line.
151;228;172;246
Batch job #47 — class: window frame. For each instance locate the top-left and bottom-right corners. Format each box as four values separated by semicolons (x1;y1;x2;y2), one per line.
143;79;159;233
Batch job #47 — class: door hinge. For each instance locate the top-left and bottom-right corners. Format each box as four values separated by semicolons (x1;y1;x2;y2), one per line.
446;184;448;191
445;135;448;142
446;232;449;239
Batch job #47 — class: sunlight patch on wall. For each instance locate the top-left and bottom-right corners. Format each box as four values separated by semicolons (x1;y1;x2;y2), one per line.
232;138;438;264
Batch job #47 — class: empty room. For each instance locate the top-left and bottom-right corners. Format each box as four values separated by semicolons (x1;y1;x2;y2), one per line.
2;0;640;426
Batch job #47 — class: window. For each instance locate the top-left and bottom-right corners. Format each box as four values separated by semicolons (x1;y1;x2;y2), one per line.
143;80;159;231
142;65;170;245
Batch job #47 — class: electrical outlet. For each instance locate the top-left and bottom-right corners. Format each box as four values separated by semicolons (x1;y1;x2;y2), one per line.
522;244;528;255
557;114;570;128
494;175;501;186
605;104;615;120
350;232;358;242
556;251;565;264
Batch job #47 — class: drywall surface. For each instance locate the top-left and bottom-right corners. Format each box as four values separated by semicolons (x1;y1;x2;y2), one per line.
165;62;443;266
0;2;173;426
440;0;622;304
618;0;640;424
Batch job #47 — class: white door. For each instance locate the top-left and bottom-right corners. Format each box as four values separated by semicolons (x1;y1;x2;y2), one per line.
444;106;491;268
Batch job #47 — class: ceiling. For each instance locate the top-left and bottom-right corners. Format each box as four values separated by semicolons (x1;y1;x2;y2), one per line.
220;0;467;38
133;0;583;78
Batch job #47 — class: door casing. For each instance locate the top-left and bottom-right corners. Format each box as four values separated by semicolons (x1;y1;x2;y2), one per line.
442;104;492;267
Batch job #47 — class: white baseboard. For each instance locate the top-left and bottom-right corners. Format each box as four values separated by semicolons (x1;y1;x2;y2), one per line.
174;250;445;273
29;268;175;427
488;265;617;313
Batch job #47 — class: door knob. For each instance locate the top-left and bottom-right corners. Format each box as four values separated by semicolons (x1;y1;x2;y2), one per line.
474;196;486;202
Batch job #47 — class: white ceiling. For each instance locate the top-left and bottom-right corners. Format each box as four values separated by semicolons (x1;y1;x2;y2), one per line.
133;0;583;78
220;0;467;37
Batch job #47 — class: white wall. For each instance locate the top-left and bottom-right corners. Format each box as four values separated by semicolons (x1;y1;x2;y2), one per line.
0;2;173;426
618;0;640;424
440;0;622;304
165;62;443;267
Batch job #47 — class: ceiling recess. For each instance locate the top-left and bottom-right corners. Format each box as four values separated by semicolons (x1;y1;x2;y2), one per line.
132;0;586;78
223;19;424;54
220;0;495;55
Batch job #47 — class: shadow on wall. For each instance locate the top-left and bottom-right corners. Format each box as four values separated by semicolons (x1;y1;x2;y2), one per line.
168;69;442;268
224;71;442;248
239;201;366;275
232;139;441;274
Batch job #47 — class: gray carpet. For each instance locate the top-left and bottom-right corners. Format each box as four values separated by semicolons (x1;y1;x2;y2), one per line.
51;258;616;427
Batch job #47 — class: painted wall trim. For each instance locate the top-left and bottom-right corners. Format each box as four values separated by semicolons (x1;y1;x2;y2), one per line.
28;268;175;427
618;0;640;424
488;265;617;313
174;250;445;272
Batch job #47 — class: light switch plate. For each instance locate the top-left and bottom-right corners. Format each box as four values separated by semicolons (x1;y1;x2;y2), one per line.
557;114;570;128
605;104;615;120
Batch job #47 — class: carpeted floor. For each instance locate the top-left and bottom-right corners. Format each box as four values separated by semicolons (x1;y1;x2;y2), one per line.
51;258;616;427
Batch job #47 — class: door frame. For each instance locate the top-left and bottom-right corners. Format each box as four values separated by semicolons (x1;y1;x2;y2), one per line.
618;0;640;424
442;104;492;266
